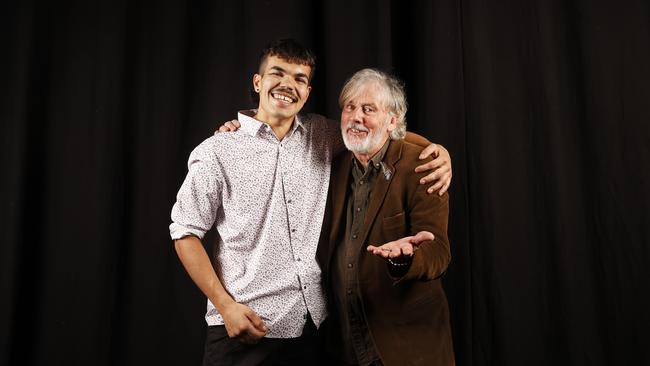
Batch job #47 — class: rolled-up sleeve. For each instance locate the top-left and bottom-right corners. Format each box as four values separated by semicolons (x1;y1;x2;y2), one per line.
169;140;221;240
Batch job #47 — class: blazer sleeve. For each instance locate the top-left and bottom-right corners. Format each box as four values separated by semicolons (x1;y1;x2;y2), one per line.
398;181;451;282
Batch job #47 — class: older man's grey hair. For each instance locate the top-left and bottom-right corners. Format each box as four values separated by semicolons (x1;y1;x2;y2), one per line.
338;68;408;140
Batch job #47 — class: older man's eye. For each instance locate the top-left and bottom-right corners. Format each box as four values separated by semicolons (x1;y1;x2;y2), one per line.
363;106;375;114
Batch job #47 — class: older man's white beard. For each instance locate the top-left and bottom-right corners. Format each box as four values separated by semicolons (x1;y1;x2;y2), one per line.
341;121;389;154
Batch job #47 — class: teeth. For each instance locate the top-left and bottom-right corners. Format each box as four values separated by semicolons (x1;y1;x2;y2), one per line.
272;93;294;103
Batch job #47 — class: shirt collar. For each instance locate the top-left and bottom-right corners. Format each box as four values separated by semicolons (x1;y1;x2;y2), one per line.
237;110;306;137
352;139;391;169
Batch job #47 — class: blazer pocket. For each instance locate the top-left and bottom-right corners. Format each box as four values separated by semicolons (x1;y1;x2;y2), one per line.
381;211;406;239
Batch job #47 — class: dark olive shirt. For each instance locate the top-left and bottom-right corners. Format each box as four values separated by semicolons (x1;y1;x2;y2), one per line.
331;140;392;365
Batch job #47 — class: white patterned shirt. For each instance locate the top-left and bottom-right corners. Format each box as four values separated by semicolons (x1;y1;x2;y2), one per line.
170;110;342;338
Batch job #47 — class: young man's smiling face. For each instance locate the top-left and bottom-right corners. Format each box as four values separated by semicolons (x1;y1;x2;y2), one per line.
253;55;312;124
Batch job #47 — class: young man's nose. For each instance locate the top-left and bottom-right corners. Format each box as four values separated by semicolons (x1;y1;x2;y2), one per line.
278;75;296;90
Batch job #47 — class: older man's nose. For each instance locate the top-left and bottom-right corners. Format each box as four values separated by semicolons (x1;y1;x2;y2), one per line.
350;107;365;122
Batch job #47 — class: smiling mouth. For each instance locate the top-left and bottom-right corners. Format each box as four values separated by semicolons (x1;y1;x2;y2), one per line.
271;92;297;104
347;127;368;137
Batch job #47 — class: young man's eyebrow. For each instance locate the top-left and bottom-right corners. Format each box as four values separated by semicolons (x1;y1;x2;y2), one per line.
269;66;309;80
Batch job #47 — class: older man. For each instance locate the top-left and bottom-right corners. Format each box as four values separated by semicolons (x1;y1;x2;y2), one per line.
318;69;454;365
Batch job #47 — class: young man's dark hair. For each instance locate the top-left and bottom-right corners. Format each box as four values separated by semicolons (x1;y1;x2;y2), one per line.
258;38;316;80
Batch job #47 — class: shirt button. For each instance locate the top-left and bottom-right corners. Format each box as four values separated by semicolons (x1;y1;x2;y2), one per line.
359;180;364;185
346;290;352;295
291;229;296;233
303;286;307;289
296;258;301;261
352;234;357;239
347;263;353;268
356;207;361;212
287;199;292;203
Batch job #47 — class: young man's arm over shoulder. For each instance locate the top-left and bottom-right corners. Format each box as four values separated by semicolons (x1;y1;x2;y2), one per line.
404;132;453;195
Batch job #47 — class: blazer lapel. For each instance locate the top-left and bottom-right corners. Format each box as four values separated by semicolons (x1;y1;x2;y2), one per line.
359;140;403;246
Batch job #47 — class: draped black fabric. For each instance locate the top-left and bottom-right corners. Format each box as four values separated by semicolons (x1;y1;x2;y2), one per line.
2;1;649;365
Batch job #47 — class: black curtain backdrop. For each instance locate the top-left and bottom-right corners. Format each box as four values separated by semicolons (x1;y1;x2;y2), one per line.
2;0;649;365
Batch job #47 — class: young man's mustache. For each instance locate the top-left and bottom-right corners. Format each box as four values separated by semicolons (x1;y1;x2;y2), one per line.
271;87;298;99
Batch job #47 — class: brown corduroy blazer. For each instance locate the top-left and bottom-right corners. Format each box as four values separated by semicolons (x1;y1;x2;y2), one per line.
317;139;455;366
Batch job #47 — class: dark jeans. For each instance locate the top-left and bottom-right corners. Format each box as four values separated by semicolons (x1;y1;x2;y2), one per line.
202;317;322;366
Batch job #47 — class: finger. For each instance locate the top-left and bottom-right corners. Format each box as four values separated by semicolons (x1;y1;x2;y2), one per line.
367;246;382;256
414;158;444;174
399;243;414;256
420;164;450;183
428;171;451;194
370;246;389;258
411;231;435;244
438;181;450;196
379;250;391;258
420;165;450;184
427;181;444;195
388;247;403;259
231;120;241;128
381;247;395;258
246;324;267;340
246;311;268;332
418;143;439;160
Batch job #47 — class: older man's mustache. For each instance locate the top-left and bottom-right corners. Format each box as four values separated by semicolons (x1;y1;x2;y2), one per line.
344;122;369;133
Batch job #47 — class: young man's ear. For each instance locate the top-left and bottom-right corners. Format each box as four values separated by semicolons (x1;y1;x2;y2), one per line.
253;74;261;93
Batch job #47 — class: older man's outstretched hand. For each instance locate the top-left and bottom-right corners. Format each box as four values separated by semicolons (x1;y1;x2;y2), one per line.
366;231;435;261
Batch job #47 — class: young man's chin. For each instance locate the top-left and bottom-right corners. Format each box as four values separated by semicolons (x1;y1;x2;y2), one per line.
274;107;299;119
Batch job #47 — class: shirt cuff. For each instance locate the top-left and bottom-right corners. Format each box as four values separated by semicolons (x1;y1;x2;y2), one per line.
169;222;206;240
387;257;413;279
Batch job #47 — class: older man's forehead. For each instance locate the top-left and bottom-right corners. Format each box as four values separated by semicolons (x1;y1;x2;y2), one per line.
347;82;389;106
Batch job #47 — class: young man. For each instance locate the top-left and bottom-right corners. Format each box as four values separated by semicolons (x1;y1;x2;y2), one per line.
170;39;452;365
318;69;454;365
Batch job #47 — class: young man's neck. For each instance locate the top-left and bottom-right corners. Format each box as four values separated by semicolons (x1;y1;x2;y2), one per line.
254;112;295;141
